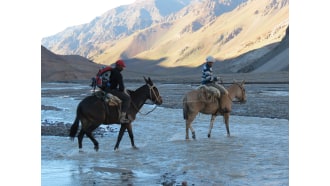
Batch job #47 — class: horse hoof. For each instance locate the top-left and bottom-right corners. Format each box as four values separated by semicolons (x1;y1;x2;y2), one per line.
208;134;211;138
132;146;138;150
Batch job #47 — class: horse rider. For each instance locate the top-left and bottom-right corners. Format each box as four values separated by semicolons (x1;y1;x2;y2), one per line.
104;59;131;123
201;55;228;95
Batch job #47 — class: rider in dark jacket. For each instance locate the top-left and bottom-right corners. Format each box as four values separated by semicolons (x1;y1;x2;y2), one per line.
105;59;131;123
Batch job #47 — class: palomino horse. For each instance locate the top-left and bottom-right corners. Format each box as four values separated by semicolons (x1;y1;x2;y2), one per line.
183;80;246;139
69;77;162;151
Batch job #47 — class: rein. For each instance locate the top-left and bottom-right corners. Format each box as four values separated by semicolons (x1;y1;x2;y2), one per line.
134;104;158;115
130;84;160;115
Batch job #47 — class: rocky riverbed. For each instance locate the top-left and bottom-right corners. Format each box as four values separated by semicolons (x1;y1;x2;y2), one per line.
41;80;288;137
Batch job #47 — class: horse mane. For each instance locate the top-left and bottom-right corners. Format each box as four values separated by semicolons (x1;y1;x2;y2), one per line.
126;89;133;95
126;84;148;96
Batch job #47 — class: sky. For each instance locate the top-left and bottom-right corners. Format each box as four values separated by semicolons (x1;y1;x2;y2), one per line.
40;0;136;37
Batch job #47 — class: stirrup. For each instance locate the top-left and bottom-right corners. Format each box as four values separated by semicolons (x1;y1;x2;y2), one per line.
120;117;130;123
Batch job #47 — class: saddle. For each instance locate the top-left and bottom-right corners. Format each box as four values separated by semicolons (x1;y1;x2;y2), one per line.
93;91;122;122
93;91;122;107
197;85;229;114
197;85;221;102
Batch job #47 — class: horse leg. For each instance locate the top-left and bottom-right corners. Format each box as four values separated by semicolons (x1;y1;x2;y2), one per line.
114;124;126;150
224;113;230;136
77;129;85;150
185;113;197;140
126;123;138;149
85;130;99;151
185;120;190;140
207;115;216;138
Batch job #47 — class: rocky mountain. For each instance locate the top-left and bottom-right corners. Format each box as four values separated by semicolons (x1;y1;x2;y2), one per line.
120;26;289;83
41;0;195;57
41;0;288;67
41;0;289;83
41;26;288;83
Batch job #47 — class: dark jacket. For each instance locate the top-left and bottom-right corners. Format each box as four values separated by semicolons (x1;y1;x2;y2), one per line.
109;68;125;91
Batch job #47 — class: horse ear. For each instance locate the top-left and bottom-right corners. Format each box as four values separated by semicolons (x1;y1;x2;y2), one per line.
144;76;148;84
148;77;153;85
241;80;245;84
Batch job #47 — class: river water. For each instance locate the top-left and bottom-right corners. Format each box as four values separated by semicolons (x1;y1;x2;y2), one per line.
41;82;288;186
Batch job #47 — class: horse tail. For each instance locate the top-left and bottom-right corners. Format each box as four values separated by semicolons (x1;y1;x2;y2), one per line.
183;95;189;120
69;116;80;141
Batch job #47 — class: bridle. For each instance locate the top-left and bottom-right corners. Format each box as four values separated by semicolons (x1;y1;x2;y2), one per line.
148;84;162;104
131;84;161;115
232;83;246;103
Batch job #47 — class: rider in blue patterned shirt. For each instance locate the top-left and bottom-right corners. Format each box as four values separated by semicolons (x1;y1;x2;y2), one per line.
201;56;228;95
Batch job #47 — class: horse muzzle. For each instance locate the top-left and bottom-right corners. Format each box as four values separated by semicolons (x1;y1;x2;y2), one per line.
155;96;163;105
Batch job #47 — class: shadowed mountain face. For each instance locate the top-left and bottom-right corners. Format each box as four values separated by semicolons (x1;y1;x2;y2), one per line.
41;46;102;82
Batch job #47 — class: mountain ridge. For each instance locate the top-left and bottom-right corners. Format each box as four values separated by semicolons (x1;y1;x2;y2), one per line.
41;26;288;83
42;0;288;68
41;0;289;83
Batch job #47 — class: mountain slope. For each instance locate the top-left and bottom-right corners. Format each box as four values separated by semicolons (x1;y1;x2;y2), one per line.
133;0;288;67
92;0;288;67
41;0;194;57
42;0;288;67
250;26;289;73
41;45;102;82
41;29;288;83
41;0;289;83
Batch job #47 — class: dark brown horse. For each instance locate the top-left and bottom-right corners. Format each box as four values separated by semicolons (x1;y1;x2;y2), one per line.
69;77;162;151
183;80;246;139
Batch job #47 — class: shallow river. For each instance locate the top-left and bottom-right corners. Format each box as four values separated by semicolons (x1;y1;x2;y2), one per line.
41;83;288;186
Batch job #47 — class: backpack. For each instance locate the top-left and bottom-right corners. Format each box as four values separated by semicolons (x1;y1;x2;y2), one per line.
91;66;112;91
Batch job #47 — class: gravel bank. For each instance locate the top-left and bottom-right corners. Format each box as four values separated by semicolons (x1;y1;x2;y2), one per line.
42;73;288;136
